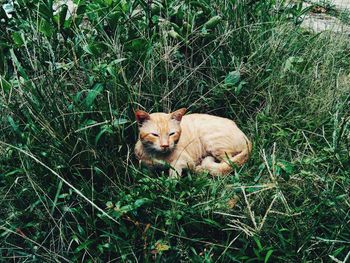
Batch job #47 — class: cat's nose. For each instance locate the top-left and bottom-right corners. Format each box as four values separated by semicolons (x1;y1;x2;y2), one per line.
161;144;169;148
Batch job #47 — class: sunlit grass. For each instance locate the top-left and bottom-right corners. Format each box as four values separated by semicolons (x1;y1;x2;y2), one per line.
0;0;349;262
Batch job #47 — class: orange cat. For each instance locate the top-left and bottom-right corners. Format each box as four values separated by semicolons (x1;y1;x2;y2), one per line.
134;108;252;177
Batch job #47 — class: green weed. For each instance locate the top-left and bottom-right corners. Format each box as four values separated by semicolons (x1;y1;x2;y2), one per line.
0;0;349;262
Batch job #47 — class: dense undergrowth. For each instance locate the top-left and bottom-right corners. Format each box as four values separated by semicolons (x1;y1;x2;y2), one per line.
0;0;349;262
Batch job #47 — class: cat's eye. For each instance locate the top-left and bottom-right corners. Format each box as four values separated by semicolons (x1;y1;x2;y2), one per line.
151;133;159;137
169;132;175;136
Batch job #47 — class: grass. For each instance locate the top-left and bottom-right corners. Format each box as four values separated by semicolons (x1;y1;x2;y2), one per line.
0;0;350;262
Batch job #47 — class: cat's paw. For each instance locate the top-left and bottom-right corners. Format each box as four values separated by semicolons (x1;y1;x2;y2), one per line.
195;164;210;174
169;168;181;178
201;156;216;167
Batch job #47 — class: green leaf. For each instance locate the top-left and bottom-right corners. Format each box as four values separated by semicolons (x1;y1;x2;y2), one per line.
106;59;127;76
110;58;127;65
277;161;294;174
84;83;104;108
189;1;210;14
254;236;263;251
7;116;19;134
332;246;345;257
0;6;8;20
75;239;95;253
82;45;93;55
284;56;304;72
120;204;133;213
4;169;23;177
10;49;29;80
112;118;129;127
151;2;163;15
78;119;97;130
203;218;222;228
38;2;53;21
95;125;113;145
155;241;170;252
83;42;107;56
0;77;11;92
39;19;54;37
128;39;148;51
58;4;68;29
234;80;247;95
120;0;129;12
225;71;241;86
134;198;151;208
74;4;87;26
12;32;24;46
104;0;113;6
106;201;114;209
58;193;70;198
204;15;222;29
264;249;274;263
168;29;183;41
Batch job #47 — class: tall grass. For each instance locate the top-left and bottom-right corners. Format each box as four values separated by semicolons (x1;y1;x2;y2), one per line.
1;0;350;262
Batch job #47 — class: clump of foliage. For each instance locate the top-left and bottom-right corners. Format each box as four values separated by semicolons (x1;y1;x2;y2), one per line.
0;0;349;262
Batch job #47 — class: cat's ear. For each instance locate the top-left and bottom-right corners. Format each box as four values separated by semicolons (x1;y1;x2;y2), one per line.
135;110;150;124
171;108;187;122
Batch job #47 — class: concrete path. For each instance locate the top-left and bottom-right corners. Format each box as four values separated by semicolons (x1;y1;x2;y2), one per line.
327;0;350;10
302;0;350;34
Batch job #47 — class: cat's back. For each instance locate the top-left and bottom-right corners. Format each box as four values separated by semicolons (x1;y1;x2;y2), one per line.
180;113;249;149
181;113;238;131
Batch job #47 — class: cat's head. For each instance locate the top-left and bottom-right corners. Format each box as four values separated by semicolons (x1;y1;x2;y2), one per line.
135;108;187;155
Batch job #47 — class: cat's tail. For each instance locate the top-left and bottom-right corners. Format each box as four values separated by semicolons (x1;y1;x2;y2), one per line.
229;139;252;167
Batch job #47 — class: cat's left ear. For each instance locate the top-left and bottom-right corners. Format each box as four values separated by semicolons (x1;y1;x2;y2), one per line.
135;110;150;124
171;108;187;122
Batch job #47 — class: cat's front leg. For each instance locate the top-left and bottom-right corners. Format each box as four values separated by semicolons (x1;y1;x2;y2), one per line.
169;158;195;178
169;164;183;178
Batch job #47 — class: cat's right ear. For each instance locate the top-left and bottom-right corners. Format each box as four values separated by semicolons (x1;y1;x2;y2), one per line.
135;110;150;125
171;108;187;122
